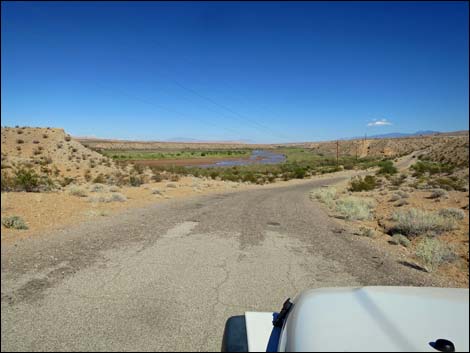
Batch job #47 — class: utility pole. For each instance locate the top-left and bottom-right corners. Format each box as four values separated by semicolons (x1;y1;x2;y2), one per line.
336;140;339;167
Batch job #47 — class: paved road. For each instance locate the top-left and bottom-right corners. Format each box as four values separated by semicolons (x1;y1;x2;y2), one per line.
1;176;436;352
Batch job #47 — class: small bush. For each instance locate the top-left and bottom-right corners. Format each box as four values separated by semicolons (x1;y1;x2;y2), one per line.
129;175;144;187
90;183;106;192
109;186;120;192
65;135;72;141
335;197;375;220
152;172;163;182
390;174;407;187
438;208;465;221
2;216;28;230
429;189;448;199
32;140;40;144
16;139;24;144
169;174;180;182
42;134;48;139
13;168;40;192
359;227;376;238
391;208;457;237
390;233;411;247
166;183;177;188
376;160;397;175
389;194;401;202
68;186;88;197
349;175;378;192
415;238;457;272
110;193;127;202
310;187;337;208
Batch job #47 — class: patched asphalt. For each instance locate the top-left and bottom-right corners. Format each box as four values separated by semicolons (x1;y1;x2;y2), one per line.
1;176;438;351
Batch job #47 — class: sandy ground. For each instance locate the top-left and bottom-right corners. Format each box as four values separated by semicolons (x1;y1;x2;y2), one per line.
1;170;363;243
312;173;469;287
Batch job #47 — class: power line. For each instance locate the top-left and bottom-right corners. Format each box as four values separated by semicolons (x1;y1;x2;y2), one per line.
94;80;249;139
122;31;293;141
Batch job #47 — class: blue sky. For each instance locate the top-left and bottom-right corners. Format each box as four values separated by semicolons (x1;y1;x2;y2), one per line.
1;1;468;143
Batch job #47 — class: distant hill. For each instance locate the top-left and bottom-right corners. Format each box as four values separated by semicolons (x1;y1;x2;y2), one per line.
367;130;440;139
346;130;440;140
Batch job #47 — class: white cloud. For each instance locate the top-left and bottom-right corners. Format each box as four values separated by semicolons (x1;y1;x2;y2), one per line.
367;118;392;127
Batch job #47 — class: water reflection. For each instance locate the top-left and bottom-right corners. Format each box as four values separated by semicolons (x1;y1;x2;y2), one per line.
197;150;285;168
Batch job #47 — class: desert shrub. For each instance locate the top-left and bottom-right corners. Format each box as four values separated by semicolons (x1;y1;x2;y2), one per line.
438;208;465;220
390;233;411;247
68;186;88;197
429;189;448;199
132;164;145;175
88;193;126;203
359;227;376;238
16;139;24;144
415;238;457;272
310;187;337;208
110;193;127;202
13;168;40;192
129;175;144;187
93;173;106;184
1;171;14;191
293;167;306;179
390;174;407;187
411;161;455;176
391;208;457;237
166;183;177;188
42;134;48;139
170;174;180;182
64;135;72;141
152;189;163;195
32;140;40;144
396;190;409;198
376;160;397;175
2;216;28;230
109;186;120;192
349;175;378;192
90;183;106;192
389;194;401;202
17;130;24;135
84;170;92;182
335;197;375;220
394;199;409;207
59;177;75;187
429;177;466;191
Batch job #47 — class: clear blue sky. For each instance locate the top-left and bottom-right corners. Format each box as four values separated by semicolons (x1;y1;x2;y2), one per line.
1;1;468;143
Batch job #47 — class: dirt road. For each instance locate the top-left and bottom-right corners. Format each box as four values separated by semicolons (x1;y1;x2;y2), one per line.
1;175;438;351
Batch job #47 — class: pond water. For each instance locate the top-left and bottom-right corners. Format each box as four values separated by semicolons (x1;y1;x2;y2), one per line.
197;150;286;168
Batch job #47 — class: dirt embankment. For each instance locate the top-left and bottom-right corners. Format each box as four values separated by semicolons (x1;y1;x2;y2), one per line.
1;127;120;183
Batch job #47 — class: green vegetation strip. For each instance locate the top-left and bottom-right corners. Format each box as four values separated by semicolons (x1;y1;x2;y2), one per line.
100;149;252;160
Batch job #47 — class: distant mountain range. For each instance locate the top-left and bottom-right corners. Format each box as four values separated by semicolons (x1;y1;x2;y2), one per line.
347;130;441;140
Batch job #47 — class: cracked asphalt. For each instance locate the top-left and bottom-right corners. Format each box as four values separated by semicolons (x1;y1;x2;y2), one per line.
1;175;438;351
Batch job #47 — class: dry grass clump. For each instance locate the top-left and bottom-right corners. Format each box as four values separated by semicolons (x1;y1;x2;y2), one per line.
415;238;457;272
429;188;449;199
87;193;127;203
359;227;376;238
389;233;411;247
391;208;458;237
68;185;88;197
335;197;375;220
2;215;28;230
438;208;465;220
310;187;337;208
